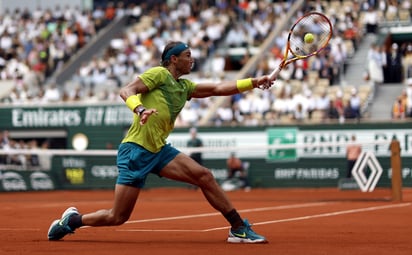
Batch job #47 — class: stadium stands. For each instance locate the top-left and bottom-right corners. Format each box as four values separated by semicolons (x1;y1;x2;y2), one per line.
0;3;119;104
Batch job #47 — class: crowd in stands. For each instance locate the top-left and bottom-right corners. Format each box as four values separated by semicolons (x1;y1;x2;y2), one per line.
392;77;412;119
0;2;127;104
188;0;366;126
1;0;412;126
196;0;412;126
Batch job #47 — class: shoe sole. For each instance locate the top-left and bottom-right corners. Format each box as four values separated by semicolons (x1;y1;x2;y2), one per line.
227;236;268;243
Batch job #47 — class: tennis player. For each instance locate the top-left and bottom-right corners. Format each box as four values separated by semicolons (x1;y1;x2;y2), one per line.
48;41;272;243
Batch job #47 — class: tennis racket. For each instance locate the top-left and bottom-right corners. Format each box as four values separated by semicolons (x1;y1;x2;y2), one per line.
268;12;333;81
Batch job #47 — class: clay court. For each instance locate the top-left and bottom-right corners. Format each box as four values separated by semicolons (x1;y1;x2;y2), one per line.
1;187;411;255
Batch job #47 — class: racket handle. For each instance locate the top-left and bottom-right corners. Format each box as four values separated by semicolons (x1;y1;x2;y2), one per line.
269;66;282;81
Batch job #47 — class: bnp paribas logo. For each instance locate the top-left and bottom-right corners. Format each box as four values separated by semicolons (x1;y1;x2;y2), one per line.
267;128;297;161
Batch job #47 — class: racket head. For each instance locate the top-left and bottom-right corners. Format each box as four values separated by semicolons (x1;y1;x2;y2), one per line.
287;12;333;59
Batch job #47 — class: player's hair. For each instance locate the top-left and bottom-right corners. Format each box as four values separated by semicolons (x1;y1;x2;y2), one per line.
161;41;188;67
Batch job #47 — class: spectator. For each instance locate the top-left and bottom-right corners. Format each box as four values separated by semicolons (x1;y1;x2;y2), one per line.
301;89;316;119
291;102;305;122
7;139;26;167
315;90;330;120
405;78;412;117
250;93;271;123
1;130;10;149
226;152;250;191
210;53;225;79
362;6;380;34
38;140;51;170
327;99;340;120
385;43;403;83
179;103;200;127
214;104;234;126
367;43;385;85
237;93;253;117
346;135;362;178
187;127;203;166
292;59;308;81
42;83;61;103
402;44;412;79
225;24;248;48
391;96;406;119
343;99;356;119
350;88;361;120
334;90;345;119
0;130;8;164
28;139;40;167
271;87;290;118
318;58;334;86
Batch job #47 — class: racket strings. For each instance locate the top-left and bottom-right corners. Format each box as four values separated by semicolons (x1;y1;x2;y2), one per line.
289;14;332;57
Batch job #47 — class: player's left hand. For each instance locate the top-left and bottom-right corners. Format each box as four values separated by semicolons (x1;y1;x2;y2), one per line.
140;108;158;125
256;75;274;90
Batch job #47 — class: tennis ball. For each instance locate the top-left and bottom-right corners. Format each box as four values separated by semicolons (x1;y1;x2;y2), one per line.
304;33;314;44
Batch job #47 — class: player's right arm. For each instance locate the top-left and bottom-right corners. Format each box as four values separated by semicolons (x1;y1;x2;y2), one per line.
120;76;157;125
119;77;149;101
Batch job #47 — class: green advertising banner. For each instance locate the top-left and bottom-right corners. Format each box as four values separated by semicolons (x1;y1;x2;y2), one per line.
0;104;132;129
267;128;298;161
0;170;56;192
1;155;412;191
51;155;118;190
0;104;133;149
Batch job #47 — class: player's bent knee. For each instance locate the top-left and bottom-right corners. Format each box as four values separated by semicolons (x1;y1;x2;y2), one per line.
112;217;128;226
107;213;129;226
197;168;217;186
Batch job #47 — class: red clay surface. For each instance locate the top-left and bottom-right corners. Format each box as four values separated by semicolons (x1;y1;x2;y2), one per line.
1;187;411;255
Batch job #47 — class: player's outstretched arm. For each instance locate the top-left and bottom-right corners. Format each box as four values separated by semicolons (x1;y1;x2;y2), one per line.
191;75;273;98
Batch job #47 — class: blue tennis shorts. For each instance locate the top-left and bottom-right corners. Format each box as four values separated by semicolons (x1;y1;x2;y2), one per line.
116;142;180;188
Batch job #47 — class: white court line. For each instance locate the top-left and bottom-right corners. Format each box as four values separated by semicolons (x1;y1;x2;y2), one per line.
123;202;331;224
118;202;411;232
0;228;40;231
1;200;114;210
81;202;328;230
253;203;412;226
